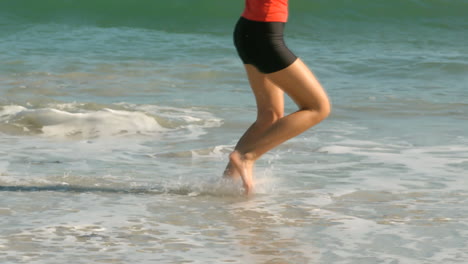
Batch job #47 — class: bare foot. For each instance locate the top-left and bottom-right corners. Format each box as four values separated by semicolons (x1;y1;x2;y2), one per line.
229;151;254;195
223;162;240;179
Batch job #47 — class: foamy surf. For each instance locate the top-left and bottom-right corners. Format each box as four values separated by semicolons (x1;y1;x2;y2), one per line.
0;105;163;139
0;104;223;140
0;170;278;198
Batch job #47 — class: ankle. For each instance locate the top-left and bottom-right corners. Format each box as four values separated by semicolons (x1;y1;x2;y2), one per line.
243;152;256;162
229;150;256;163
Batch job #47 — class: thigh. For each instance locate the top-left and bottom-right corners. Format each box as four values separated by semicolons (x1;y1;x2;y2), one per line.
267;59;330;111
244;64;284;119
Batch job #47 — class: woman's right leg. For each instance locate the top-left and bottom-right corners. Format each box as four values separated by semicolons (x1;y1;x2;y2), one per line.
224;64;284;193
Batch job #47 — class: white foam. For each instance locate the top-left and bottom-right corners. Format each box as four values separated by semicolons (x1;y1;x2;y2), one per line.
320;142;467;174
1;105;164;139
41;108;163;139
0;105;27;118
132;104;223;139
1;103;225;142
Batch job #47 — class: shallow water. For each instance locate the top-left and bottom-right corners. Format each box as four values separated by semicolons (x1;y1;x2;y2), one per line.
1;0;468;263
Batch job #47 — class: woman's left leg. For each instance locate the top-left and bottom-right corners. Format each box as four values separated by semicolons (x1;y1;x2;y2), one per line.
229;59;331;194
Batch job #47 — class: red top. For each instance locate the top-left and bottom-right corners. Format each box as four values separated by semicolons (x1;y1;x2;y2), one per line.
241;0;289;22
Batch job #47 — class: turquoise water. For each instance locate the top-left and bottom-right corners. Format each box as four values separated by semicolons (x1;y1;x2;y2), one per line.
1;1;467;263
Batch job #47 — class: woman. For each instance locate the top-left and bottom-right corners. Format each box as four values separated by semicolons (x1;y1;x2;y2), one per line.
224;0;331;195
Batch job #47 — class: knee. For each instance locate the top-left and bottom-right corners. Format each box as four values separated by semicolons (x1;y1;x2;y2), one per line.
305;96;331;122
318;97;331;121
256;108;283;127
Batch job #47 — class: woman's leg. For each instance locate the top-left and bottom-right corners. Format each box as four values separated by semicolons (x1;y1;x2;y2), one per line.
224;64;284;192
230;58;331;194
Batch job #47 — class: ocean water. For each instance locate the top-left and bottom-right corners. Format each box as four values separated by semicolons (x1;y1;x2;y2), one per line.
1;0;467;263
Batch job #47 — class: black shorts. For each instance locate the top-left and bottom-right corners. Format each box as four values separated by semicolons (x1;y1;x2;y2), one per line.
233;17;297;74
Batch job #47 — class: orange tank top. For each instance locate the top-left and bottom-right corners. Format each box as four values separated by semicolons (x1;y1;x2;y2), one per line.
241;0;289;22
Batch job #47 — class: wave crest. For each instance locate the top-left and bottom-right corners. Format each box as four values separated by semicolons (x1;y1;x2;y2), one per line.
0;104;222;140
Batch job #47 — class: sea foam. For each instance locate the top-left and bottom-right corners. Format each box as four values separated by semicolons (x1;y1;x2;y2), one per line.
0;105;163;139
